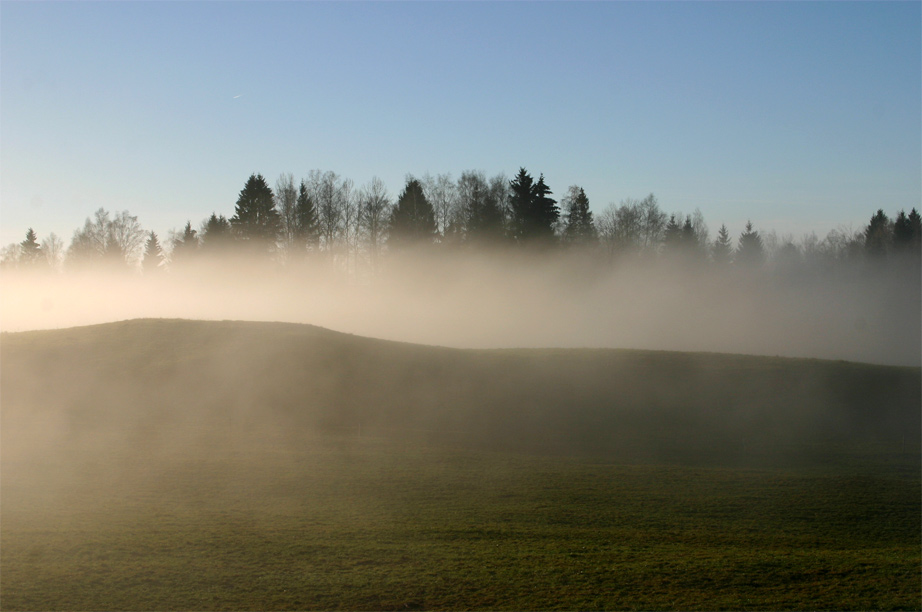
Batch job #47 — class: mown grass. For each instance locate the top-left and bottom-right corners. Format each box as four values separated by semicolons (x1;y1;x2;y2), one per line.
2;436;919;611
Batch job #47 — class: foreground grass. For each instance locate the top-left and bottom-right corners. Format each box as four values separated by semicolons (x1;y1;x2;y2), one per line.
2;436;919;611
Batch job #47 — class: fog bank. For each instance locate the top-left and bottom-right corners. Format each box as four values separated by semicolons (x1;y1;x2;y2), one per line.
1;251;918;366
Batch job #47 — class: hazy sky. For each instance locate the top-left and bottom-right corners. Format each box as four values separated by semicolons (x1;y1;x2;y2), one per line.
1;1;919;249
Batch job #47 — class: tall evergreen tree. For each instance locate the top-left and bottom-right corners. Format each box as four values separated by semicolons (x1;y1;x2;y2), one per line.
562;186;597;245
171;222;199;263
231;173;280;247
735;221;764;266
508;168;535;242
532;174;559;242
200;213;233;253
296;180;320;250
508;168;558;243
712;224;733;264
864;209;891;260
389;178;437;248
142;231;164;273
19;228;42;266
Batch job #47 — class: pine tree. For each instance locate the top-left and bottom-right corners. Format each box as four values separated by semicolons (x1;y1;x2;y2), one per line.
663;214;682;253
231;173;280;247
389;178;437;248
712;224;733;264
19;228;42;266
735;221;764;266
171;221;199;263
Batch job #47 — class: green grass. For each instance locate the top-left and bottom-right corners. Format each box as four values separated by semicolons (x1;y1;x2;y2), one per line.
1;319;920;610
2;437;919;611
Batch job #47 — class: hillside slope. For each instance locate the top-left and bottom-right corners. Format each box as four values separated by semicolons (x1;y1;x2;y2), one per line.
2;318;919;464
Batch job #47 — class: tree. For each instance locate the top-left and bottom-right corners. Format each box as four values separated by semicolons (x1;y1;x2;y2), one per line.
67;208;143;269
231;173;279;248
42;233;64;271
275;173;299;254
735;221;764;266
358;176;390;270
458;170;504;244
561;186;597;245
421;172;460;240
170;221;199;264
141;232;165;273
892;208;921;256
19;229;42;267
389;177;437;248
864;209;891;260
508;168;558;244
712;224;733;264
200;213;232;253
295;180;320;252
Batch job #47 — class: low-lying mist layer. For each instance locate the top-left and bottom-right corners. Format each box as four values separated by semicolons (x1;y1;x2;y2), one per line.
1;249;919;366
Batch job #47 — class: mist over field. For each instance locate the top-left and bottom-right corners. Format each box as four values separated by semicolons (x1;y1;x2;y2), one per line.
1;250;919;367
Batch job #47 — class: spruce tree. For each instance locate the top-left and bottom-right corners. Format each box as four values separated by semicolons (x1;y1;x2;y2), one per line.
389;178;437;248
712;224;733;264
200;213;232;253
864;209;891;259
735;221;764;266
508;168;535;242
19;228;42;266
563;187;596;244
296;180;320;250
142;231;164;273
532;174;558;242
231;173;280;247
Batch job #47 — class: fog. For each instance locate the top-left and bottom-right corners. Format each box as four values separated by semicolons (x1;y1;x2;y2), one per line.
1;249;919;366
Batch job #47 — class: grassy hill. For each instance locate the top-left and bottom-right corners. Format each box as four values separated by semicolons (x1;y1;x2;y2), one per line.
1;319;919;610
2;318;919;463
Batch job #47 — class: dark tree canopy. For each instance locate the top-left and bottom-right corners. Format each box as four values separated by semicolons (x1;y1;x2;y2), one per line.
296;180;321;249
712;224;733;264
508;168;558;243
142;231;164;273
19;228;42;266
200;213;233;253
864;209;891;260
735;221;764;266
231;174;280;247
389;178;437;247
562;187;596;245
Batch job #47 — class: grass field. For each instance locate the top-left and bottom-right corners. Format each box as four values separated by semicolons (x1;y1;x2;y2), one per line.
1;319;919;610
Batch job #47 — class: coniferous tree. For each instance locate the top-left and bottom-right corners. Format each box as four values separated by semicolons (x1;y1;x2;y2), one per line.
231;173;280;248
508;168;535;242
712;224;733;264
389;178;437;248
142;231;164;273
864;209;891;260
200;213;232;253
532;174;559;242
19;228;42;266
562;186;597;245
296;180;320;251
170;221;199;263
663;214;683;253
735;221;764;266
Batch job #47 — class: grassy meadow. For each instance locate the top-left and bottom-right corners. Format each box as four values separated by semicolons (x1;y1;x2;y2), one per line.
1;319;920;610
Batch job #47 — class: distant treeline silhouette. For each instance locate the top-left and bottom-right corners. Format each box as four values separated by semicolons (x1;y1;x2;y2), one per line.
3;169;920;276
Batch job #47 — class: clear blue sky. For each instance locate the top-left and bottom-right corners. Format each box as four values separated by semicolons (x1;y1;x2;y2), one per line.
2;1;919;248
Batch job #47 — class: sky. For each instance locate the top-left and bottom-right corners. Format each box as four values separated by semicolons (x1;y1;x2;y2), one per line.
1;1;920;249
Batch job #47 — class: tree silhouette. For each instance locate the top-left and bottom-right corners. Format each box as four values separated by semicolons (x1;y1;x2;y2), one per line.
200;213;233;254
19;228;42;267
561;186;597;245
296;180;320;251
231;174;280;248
735;221;764;266
864;209;891;260
508;168;558;243
142;232;165;273
389;178;437;248
712;224;733;264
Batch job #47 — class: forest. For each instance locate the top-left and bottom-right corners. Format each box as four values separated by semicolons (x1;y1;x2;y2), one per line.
2;168;920;278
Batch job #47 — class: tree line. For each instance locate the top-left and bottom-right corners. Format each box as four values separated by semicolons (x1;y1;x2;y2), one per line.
3;168;920;276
